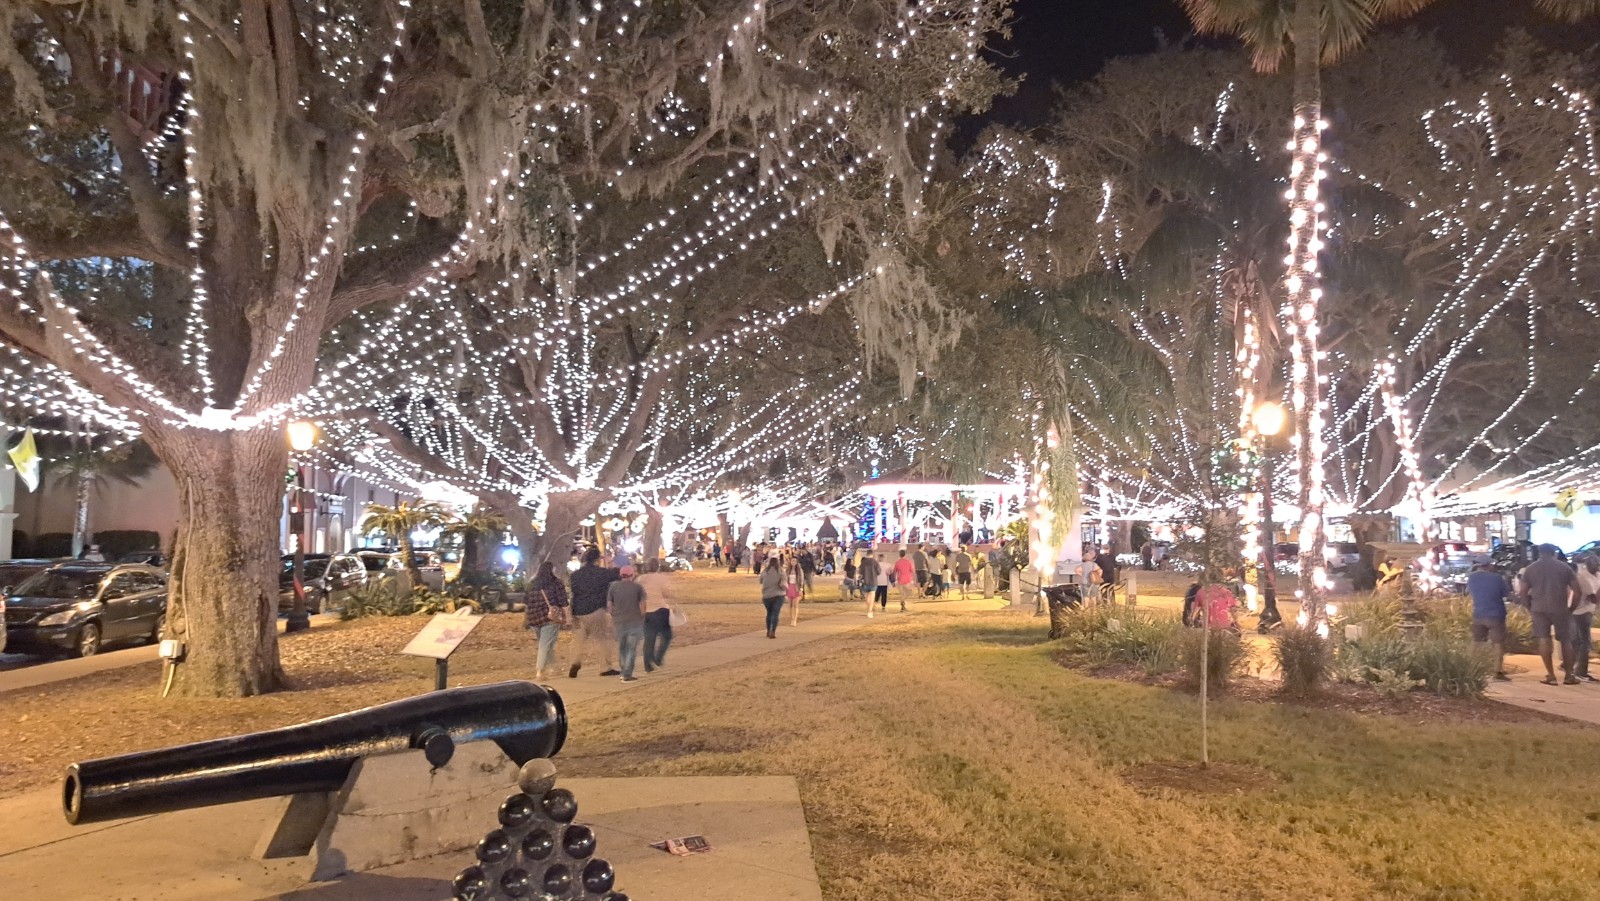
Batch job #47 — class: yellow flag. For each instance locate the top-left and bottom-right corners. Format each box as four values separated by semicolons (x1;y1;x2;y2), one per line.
7;428;40;491
1557;487;1581;519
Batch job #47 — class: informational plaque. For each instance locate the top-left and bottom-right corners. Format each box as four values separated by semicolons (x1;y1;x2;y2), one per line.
401;610;484;660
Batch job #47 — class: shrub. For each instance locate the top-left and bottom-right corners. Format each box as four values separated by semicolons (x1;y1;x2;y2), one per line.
1336;593;1403;636
414;589;483;616
1333;634;1493;698
91;529;161;561
1179;628;1248;692
340;582;418;619
1335;635;1414;684
1060;609;1182;673
1407;638;1494;698
1276;626;1331;697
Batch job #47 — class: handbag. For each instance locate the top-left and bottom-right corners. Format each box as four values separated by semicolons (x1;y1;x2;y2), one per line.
669;606;688;627
540;589;567;625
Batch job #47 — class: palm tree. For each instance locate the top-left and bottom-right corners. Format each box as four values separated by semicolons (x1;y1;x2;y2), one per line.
441;505;509;584
1176;0;1594;620
44;439;160;557
361;501;450;580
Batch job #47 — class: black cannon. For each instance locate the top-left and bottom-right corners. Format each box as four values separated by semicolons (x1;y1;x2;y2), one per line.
63;680;566;825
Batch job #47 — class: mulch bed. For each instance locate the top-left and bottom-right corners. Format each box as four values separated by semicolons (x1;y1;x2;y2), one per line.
1054;651;1580;728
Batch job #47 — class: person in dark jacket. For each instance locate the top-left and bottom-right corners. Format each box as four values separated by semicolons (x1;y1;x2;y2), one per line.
568;548;621;678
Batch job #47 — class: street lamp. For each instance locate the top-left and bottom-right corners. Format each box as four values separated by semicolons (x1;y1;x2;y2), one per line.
1251;401;1287;632
285;420;319;634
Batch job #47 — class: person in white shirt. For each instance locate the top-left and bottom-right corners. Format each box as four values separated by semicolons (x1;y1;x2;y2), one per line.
637;558;675;672
1574;555;1600;682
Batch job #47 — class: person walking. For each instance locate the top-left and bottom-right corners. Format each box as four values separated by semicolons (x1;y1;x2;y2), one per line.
638;558;675;672
760;556;786;638
1520;544;1579;685
1574;555;1600;682
857;552;880;617
911;544;930;596
799;546;818;596
873;553;891;612
988;542;1009;594
785;552;805;625
893;549;917;612
525;561;570;681
1466;562;1512;682
1140;541;1155;571
607;565;647;682
953;549;973;599
568;548;621;678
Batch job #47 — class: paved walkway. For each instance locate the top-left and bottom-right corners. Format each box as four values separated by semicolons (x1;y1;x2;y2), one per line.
1484;653;1600;726
0;612;342;694
0;596;1005;900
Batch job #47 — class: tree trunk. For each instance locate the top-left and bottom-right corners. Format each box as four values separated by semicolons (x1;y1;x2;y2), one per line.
1289;0;1329;620
461;529;484;580
150;426;286;698
399;534;420;582
642;505;664;562
503;489;607;569
72;469;91;557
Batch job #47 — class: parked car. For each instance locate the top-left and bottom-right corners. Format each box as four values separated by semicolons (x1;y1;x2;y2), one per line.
277;553;367;614
1327;542;1361;572
116;550;168;568
4;563;167;657
355;549;446;589
0;559;63;594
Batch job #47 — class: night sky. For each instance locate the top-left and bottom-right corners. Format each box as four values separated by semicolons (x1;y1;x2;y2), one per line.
983;0;1600;129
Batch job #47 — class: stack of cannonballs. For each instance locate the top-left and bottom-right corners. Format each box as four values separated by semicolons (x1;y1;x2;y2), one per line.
453;759;627;901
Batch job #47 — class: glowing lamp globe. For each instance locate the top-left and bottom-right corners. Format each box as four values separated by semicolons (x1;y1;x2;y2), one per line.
1252;402;1287;438
286;420;320;452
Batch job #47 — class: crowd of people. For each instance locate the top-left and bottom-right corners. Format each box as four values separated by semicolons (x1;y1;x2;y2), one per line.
1466;543;1600;685
523;548;684;683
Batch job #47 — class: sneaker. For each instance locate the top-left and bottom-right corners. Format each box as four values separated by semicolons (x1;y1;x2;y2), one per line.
1494;672;1512;682
1565;675;1582;685
600;669;621;677
620;676;638;683
1580;674;1599;683
569;663;581;679
867;611;874;619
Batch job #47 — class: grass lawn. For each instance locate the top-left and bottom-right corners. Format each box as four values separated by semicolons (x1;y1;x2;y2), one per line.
0;568;841;797
559;609;1600;901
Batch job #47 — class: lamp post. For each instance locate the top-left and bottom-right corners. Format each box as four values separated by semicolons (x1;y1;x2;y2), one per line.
1252;401;1287;633
285;420;319;634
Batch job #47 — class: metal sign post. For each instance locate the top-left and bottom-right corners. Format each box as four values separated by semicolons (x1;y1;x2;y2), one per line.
401;609;484;690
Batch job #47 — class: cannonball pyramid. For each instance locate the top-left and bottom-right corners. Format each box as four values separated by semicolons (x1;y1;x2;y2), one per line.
452;758;628;901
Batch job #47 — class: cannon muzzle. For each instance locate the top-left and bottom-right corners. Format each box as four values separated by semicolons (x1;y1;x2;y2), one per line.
63;680;565;825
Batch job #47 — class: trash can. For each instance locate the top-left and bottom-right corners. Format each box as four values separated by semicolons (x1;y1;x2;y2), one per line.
1044;583;1084;639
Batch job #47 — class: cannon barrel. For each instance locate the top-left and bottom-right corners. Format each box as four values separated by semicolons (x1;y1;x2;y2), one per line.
63;680;565;825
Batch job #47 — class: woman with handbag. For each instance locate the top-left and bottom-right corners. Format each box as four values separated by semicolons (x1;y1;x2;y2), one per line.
526;561;571;680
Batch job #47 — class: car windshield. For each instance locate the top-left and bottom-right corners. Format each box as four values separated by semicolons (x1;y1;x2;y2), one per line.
360;556;390;572
281;559;331;579
12;570;100;599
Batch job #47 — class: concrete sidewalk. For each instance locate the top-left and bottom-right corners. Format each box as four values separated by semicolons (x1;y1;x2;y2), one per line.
0;612;341;695
0;597;1005;900
1485;652;1600;726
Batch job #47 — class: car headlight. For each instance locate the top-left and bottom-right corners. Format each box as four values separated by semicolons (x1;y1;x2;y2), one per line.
38;601;94;627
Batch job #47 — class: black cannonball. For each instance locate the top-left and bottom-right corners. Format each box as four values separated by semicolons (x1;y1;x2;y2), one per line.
582;857;615;893
542;863;573;895
540;788;578;823
476;829;512;864
562;824;596;859
499;792;537;828
499;867;532;898
521;827;556;860
452;866;488;900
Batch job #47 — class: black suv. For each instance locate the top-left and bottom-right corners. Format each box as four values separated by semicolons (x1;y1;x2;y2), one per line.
278;553;367;614
4;563;168;657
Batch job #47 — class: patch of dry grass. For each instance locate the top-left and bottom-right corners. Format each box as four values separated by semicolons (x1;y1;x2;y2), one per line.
0;569;843;796
557;610;1600;900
